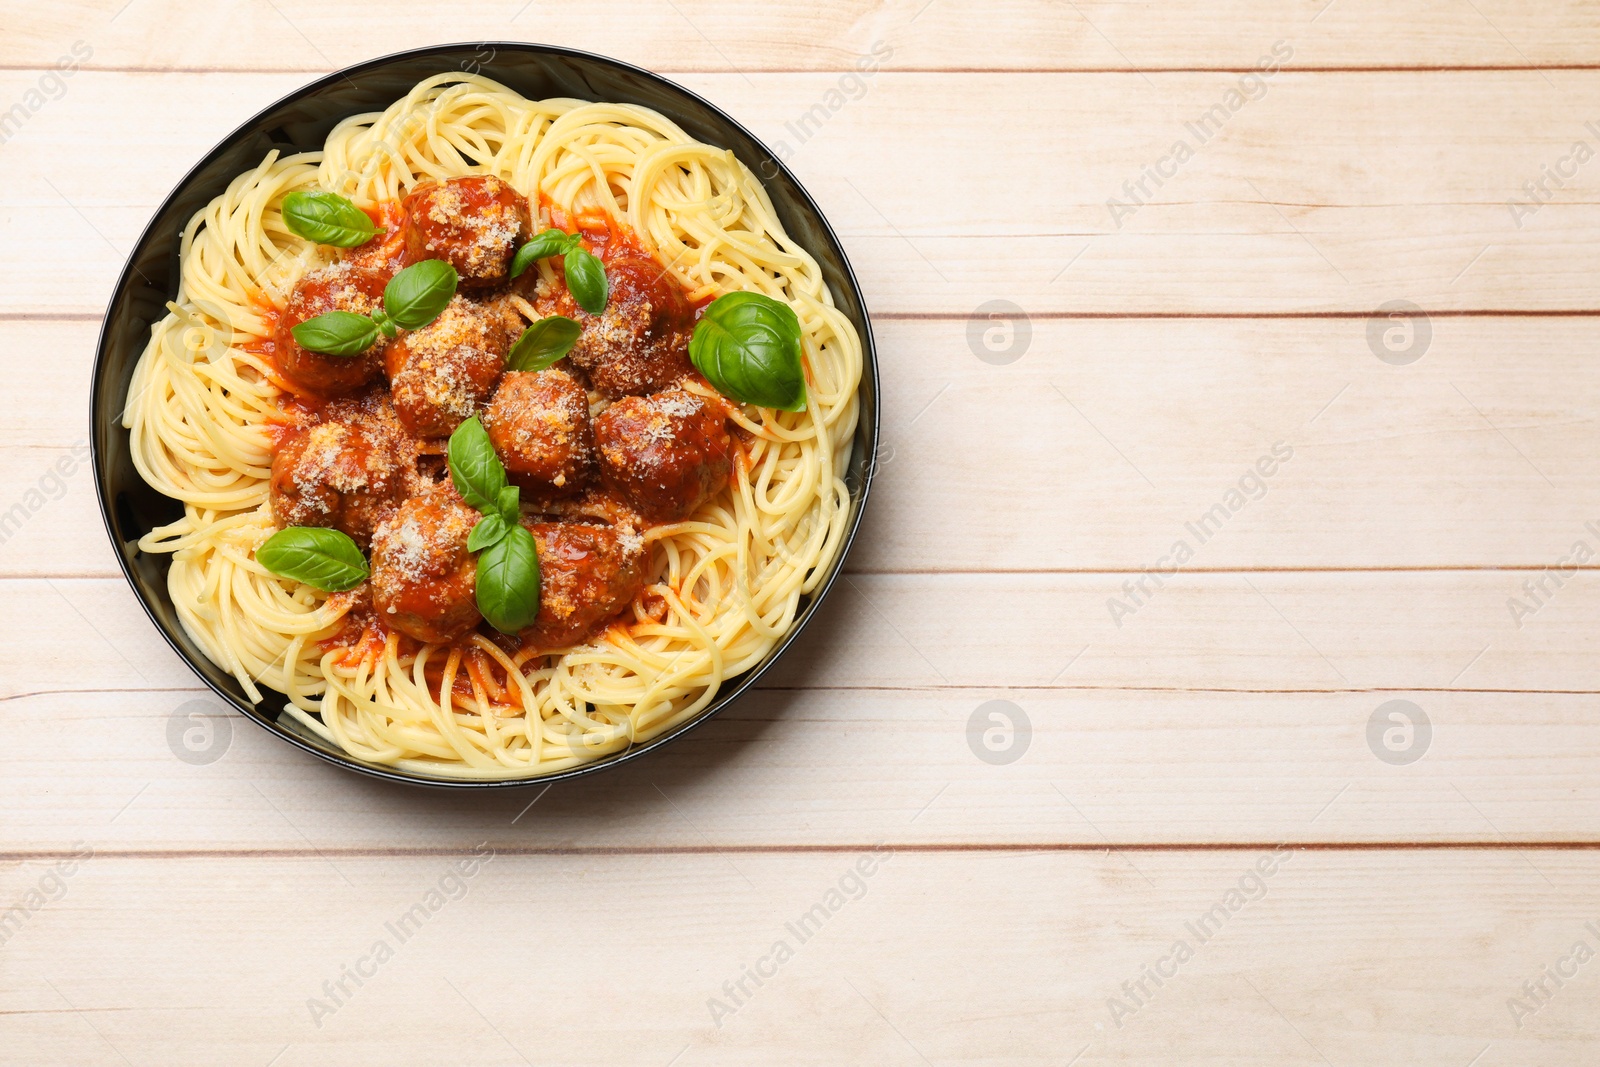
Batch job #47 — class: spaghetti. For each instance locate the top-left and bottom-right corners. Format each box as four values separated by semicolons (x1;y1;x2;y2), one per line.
123;72;862;779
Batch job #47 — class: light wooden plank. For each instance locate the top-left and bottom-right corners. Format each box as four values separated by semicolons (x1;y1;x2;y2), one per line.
14;315;1600;575
7;72;1600;314
1;851;1596;1064
8;569;1600;700
7;607;1600;848
10;0;1600;72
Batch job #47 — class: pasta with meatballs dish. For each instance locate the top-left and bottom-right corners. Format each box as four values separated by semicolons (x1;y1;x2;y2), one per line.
123;73;863;778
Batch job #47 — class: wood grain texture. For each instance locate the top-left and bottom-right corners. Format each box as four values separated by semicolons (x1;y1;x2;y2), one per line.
8;686;1600;849
2;851;1598;1065
9;568;1597;700
6;71;1600;315
12;566;1600;700
2;2;1596;1061
8;0;1600;71
4;573;1598;849
7;315;1594;574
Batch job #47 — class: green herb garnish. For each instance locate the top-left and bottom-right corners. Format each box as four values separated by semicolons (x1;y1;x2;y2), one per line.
446;416;539;633
689;291;806;412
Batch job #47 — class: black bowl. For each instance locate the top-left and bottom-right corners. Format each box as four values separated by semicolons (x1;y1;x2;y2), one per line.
91;43;879;788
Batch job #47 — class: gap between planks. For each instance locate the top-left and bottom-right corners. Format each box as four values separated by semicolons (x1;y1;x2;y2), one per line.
21;565;1600;579
878;310;1600;320
10;63;1600;75
21;311;1600;325
10;684;1600;704
7;842;1600;862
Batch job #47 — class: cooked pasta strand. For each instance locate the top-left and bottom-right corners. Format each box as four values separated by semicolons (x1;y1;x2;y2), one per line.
124;73;862;779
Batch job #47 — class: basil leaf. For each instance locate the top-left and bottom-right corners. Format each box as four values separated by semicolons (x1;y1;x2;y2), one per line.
506;316;581;372
467;512;510;553
281;190;380;248
257;527;368;592
497;484;521;526
289;311;380;357
370;304;397;339
510;228;578;279
446;416;507;514
689;291;806;411
476;524;541;634
564;246;609;315
383;259;459;330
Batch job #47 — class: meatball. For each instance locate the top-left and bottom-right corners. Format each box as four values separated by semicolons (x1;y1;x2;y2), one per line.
275;264;389;397
269;417;411;548
592;389;732;522
481;370;595;499
319;385;413;444
339;210;408;280
553;253;694;398
385;295;512;438
369;485;482;644
401;176;530;290
520;521;646;651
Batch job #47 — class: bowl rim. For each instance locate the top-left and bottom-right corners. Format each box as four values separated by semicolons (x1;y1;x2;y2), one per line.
90;40;880;789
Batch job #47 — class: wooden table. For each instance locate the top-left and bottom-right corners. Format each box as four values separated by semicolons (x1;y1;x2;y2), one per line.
5;1;1600;1062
